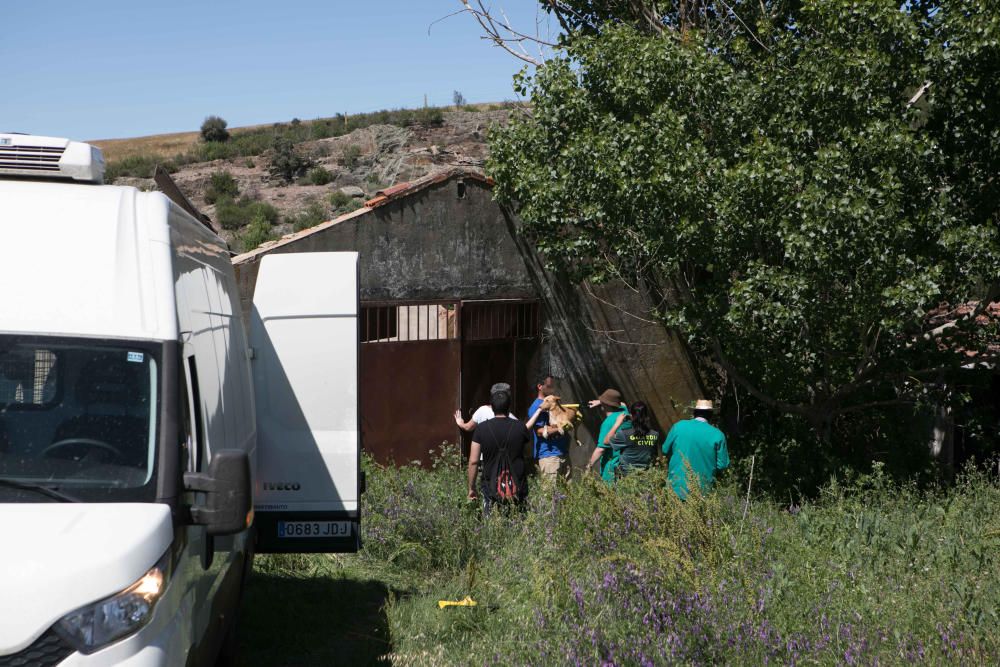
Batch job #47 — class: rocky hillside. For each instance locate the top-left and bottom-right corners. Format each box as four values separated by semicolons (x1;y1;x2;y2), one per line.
94;105;514;251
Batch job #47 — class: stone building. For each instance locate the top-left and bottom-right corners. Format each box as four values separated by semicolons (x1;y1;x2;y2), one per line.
233;167;703;467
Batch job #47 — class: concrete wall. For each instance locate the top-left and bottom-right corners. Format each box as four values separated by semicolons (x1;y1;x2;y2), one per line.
234;174;703;466
235;178;534;317
500;208;702;466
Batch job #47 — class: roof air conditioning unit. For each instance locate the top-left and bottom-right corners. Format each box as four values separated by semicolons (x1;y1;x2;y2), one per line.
0;133;105;184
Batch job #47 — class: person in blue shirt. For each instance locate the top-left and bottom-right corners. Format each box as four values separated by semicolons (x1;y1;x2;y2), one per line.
525;374;570;482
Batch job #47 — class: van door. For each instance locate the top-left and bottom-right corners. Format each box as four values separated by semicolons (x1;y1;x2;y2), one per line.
249;252;361;553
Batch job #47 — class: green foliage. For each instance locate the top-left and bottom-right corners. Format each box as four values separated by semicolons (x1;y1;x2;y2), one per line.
200;115;229;143
328;190;364;215
204;170;239;204
288;200;330;232
306;166;333;186
328;190;353;209
489;1;1000;477
214;196;278;231
237;209;275;252
340;144;362;169
241;454;1000;665
413;106;444;126
268;137;315;183
102;154;176;181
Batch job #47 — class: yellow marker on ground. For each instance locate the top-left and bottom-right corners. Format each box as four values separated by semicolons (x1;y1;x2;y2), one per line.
438;596;477;609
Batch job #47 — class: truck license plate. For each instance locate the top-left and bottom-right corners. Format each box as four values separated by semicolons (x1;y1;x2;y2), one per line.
277;521;351;538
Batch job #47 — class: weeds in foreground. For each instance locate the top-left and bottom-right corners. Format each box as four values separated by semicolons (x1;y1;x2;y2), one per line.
244;448;1000;665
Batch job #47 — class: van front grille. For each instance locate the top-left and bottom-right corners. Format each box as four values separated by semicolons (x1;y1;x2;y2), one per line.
0;145;65;172
0;628;74;667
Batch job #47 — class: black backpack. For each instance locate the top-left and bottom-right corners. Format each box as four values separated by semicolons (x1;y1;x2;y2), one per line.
489;420;519;501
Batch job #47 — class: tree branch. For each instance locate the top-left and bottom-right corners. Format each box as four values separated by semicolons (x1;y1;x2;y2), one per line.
582;282;660;325
457;0;552;66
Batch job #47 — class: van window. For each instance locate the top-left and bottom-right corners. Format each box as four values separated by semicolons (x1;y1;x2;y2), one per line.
185;356;206;472
0;348;58;406
0;335;161;500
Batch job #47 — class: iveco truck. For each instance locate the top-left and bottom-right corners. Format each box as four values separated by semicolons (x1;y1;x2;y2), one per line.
0;133;361;665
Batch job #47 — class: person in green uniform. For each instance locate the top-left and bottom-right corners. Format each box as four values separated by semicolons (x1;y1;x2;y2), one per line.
584;388;631;482
610;401;659;477
662;399;729;499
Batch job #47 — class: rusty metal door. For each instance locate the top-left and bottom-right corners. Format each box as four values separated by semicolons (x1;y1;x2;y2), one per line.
459;300;541;459
360;302;460;466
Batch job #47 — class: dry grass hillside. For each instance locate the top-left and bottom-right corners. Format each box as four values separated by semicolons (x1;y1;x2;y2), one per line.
97;104;517;252
92;130;202;161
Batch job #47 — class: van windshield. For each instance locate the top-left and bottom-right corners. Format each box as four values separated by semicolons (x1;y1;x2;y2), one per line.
0;335;159;501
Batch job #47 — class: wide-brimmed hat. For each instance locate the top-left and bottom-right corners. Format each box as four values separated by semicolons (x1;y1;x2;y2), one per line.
598;388;623;408
694;399;714;411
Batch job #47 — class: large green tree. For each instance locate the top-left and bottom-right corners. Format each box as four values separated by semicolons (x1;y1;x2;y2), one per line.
488;1;1000;460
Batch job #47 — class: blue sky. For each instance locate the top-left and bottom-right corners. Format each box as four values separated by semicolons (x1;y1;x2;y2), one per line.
4;1;552;140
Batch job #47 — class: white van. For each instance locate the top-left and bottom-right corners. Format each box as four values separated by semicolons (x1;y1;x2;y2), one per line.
0;134;361;665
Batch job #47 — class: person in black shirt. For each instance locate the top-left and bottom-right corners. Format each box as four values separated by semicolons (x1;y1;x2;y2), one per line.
467;389;529;514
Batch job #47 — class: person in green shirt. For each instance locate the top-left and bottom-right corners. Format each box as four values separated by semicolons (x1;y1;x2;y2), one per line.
609;401;659;477
584;388;631;483
662;399;729;500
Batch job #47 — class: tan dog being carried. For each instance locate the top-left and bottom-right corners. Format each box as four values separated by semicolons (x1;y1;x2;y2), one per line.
536;395;583;444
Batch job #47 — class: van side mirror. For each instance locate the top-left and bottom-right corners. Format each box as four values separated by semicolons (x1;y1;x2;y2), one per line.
183;449;251;536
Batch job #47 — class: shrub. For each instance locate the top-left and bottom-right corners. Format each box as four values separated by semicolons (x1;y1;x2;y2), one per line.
193;141;237;162
288;200;330;232
214;196;278;231
228;131;275;157
328;190;363;215
328;190;353;209
341;144;362;169
213;197;244;231
307;167;333;186
409;107;444;127
310;120;338;140
204;171;239;204
200;115;230;143
238;210;275;252
103;154;175;181
268;138;314;183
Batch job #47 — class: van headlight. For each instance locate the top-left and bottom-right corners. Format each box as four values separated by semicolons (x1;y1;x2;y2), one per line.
55;550;171;653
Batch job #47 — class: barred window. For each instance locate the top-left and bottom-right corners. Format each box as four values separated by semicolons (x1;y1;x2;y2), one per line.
361;303;458;343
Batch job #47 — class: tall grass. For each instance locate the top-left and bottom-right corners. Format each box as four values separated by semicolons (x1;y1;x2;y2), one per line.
243;448;1000;665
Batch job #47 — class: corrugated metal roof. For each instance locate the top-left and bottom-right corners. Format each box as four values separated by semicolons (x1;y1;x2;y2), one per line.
232;167;492;265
